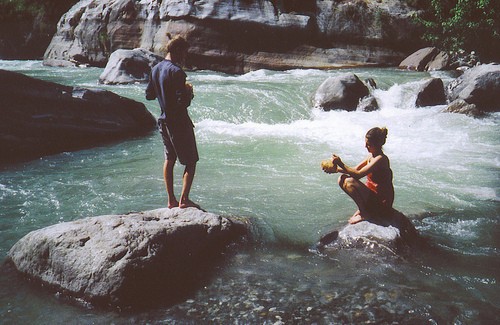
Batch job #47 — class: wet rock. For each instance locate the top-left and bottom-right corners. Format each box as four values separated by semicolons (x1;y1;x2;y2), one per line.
415;78;446;107
99;48;163;85
0;69;156;164
7;208;249;307
316;209;419;254
358;95;380;112
446;63;500;113
313;73;370;111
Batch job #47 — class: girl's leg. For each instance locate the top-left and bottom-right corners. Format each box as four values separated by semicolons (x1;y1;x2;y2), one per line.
338;174;373;224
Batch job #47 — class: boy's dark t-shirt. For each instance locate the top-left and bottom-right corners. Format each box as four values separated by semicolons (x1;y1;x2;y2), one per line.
145;60;193;127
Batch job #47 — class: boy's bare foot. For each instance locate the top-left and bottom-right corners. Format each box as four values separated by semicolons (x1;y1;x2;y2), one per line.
168;200;179;209
179;199;201;209
348;213;364;224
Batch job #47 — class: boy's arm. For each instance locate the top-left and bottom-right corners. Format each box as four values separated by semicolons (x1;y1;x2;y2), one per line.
145;74;156;100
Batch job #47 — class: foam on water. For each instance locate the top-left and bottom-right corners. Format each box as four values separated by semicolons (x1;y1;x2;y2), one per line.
1;61;498;323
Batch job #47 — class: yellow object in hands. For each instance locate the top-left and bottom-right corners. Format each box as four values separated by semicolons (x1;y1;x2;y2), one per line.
321;159;336;173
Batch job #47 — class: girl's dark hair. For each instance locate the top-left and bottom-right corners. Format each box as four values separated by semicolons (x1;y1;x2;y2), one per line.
366;127;388;148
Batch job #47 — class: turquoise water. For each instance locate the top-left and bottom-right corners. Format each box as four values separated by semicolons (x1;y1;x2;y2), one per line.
0;61;498;323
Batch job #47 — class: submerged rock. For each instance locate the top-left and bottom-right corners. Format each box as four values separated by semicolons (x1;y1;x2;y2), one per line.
0;69;156;164
7;208;249;307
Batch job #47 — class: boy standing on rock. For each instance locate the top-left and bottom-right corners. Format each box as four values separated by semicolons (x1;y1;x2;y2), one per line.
146;35;200;209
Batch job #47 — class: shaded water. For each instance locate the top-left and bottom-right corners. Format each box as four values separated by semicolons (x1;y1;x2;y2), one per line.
0;61;498;324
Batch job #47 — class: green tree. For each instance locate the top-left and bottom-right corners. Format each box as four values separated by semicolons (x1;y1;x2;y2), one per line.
416;0;500;61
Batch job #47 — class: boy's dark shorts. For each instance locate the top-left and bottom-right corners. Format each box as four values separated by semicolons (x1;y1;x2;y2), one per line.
158;120;199;165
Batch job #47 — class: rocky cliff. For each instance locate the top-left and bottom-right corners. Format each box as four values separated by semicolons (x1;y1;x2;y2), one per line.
43;0;423;74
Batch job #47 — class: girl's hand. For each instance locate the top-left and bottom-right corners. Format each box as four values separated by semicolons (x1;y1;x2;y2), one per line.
332;154;345;169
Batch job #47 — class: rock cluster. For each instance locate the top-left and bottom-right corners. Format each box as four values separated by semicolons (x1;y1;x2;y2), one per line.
0;69;156;164
311;60;500;115
7;208;249;307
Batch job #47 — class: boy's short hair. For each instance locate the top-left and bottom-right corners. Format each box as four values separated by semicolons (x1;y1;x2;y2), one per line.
166;35;189;56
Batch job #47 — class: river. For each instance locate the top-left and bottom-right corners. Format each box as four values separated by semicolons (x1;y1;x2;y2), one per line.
0;60;498;324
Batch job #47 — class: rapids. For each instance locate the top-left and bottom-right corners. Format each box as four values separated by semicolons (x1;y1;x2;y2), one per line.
0;61;498;324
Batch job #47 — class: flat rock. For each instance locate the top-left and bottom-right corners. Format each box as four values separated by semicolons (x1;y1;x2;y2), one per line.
7;208;249;307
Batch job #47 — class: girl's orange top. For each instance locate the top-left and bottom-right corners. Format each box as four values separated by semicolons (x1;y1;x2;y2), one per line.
366;158;394;207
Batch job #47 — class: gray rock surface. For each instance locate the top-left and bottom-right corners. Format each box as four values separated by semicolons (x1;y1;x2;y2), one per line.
0;69;156;164
43;0;422;73
313;73;370;111
399;47;450;71
7;208;249;307
444;99;480;117
446;63;500;113
316;209;419;255
99;48;164;84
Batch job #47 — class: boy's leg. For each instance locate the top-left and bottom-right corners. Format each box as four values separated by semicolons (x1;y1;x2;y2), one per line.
179;163;200;209
164;159;178;208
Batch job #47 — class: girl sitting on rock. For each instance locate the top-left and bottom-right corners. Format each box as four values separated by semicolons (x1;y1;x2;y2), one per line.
323;127;394;224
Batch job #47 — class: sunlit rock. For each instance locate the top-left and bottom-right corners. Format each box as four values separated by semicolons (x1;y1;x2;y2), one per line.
444;99;480;117
313;73;369;111
315;209;419;255
99;48;163;85
399;47;450;71
446;63;500;113
7;208;249;307
42;0;420;73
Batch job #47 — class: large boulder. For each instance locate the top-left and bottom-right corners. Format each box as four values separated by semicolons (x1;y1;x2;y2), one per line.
0;69;156;164
415;78;446;107
313;73;370;111
42;0;422;73
7;208;249;307
399;47;450;71
446;63;500;113
99;48;164;84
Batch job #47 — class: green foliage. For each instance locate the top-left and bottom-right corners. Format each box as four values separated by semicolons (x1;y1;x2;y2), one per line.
0;0;44;20
415;0;500;61
0;0;78;21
